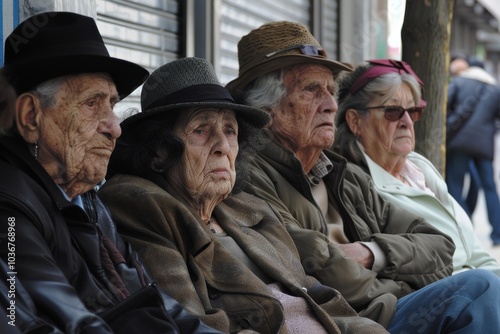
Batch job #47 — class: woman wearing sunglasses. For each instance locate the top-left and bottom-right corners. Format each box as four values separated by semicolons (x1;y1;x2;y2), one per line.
334;59;500;276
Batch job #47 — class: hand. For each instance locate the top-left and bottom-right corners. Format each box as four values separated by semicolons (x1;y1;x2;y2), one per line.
337;243;374;269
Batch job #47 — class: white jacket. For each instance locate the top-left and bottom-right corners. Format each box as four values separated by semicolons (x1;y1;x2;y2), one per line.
362;150;500;276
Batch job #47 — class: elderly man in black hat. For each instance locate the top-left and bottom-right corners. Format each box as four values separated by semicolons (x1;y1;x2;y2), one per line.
228;21;500;332
0;11;220;333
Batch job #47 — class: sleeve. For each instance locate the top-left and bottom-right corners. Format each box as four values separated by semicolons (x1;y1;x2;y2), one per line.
466;234;500;276
0;258;63;333
99;184;231;333
357;241;388;272
341;165;455;287
0;203;113;334
447;79;458;115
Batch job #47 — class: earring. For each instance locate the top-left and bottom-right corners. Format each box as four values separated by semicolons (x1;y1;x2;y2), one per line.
34;141;38;159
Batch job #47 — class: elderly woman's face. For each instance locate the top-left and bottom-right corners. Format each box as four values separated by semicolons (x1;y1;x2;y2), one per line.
36;74;120;197
170;108;238;202
355;83;416;163
272;64;337;153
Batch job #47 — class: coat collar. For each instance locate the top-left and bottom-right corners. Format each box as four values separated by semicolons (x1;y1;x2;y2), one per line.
0;135;75;210
196;193;305;291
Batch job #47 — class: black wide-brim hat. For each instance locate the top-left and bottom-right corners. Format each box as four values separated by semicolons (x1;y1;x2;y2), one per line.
120;57;270;131
3;11;149;98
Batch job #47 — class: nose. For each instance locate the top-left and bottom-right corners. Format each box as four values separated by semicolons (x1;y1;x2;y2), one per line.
211;128;231;156
99;107;122;140
399;110;414;126
401;110;413;125
322;92;338;114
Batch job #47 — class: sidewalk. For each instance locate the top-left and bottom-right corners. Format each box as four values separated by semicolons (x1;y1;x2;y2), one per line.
470;132;500;262
472;193;500;262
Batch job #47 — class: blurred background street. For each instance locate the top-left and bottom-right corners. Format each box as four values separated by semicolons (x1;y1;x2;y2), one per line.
472;132;500;262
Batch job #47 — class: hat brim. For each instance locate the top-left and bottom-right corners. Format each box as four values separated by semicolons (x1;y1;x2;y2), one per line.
120;101;271;131
226;54;353;93
5;54;149;98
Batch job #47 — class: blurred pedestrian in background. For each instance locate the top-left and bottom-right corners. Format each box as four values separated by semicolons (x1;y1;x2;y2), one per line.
446;52;500;246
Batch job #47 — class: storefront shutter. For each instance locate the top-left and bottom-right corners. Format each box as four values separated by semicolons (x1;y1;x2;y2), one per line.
96;0;180;113
218;0;311;84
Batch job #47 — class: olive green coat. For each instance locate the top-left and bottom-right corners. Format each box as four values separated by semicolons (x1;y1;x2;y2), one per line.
243;129;455;327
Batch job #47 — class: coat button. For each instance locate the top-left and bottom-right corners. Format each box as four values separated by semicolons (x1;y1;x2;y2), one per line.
301;287;307;293
208;288;222;300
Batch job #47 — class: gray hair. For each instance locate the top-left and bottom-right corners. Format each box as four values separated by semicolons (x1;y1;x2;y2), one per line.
31;76;67;109
0;75;66;136
334;68;422;164
241;69;286;112
31;72;114;109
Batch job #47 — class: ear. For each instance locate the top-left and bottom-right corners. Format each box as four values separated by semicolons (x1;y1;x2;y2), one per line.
15;93;41;144
345;108;361;137
150;146;169;172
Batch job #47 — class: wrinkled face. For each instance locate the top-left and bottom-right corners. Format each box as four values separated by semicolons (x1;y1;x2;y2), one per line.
272;63;337;153
357;83;416;161
37;74;121;195
170;108;239;202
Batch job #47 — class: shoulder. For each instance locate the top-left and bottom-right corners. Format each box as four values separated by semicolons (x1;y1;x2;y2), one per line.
99;174;181;218
223;191;283;225
407;152;441;177
0;160;53;219
100;174;164;197
343;160;373;188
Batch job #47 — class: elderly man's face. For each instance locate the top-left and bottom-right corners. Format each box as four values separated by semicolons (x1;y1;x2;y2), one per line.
169;108;238;205
37;73;120;198
271;64;337;154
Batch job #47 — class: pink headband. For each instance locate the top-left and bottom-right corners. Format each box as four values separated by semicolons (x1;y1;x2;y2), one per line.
350;59;426;107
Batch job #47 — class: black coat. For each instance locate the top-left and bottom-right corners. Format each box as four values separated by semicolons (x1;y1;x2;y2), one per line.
0;135;219;334
447;76;500;159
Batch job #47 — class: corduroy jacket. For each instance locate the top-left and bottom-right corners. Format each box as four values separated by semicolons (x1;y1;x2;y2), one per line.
99;173;388;334
243;129;455;327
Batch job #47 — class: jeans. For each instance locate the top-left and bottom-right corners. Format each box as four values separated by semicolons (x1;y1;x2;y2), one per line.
465;160;480;214
387;270;500;333
446;152;500;244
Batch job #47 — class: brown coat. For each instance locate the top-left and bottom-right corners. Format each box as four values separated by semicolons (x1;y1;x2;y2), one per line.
99;174;388;334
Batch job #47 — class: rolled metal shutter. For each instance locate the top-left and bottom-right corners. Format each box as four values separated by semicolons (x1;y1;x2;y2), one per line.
218;0;311;85
318;0;340;61
96;0;180;113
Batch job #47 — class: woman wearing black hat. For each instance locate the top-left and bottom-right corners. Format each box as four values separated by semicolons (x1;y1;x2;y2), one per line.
0;12;220;334
99;57;388;334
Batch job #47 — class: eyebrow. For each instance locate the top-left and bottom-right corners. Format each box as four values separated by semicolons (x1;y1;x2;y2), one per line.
84;91;120;104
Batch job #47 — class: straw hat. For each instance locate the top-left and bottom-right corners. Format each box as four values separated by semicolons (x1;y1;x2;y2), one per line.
226;21;353;93
120;57;270;130
3;11;148;97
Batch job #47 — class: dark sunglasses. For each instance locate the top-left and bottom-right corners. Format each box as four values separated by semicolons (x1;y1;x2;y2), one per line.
365;105;423;122
265;44;325;58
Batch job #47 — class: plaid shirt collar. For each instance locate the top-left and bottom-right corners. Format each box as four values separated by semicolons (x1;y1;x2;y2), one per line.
307;152;333;186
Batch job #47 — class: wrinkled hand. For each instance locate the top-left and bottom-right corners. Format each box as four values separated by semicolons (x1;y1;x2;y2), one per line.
337;243;374;269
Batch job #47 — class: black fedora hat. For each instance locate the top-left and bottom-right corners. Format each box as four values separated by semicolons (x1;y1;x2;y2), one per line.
3;11;149;98
121;57;270;130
